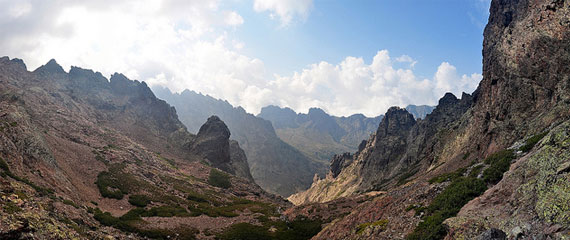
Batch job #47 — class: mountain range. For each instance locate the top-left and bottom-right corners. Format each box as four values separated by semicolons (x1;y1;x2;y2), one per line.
1;0;569;239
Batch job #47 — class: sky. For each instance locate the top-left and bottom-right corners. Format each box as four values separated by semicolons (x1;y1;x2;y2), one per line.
0;0;491;117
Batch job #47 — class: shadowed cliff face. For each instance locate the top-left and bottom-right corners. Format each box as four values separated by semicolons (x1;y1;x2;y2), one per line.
191;115;253;181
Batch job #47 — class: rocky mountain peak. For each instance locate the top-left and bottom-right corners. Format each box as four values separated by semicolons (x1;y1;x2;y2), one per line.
376;107;416;137
196;115;231;140
34;59;65;75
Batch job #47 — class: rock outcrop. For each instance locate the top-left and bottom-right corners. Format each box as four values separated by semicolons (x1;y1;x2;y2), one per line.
191;116;253;181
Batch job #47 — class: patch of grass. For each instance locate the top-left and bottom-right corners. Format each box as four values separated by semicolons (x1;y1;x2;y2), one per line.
428;167;467;184
519;132;548;153
208;169;231;189
356;219;388;235
186;191;209;203
482;150;515;185
406;177;487;240
63;199;79;209
128;194;150;207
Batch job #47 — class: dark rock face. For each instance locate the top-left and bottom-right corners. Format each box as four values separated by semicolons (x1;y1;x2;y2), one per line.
229;140;254;181
33;59;66;75
329;152;352;178
191;116;232;172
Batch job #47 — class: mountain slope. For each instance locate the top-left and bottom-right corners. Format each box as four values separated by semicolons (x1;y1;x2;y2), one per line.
0;58;291;239
288;0;570;239
258;106;383;163
152;87;326;197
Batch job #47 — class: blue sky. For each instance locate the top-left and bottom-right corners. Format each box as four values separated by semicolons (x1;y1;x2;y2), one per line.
233;0;489;78
0;0;491;116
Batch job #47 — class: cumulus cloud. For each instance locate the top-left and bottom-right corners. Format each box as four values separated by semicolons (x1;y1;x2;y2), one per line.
253;0;313;26
258;50;481;117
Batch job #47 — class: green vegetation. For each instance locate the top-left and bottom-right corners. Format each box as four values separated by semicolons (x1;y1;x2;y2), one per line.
63;199;79;209
4;201;22;214
216;216;322;240
482;150;515;185
468;165;484;178
93;208;198;239
428;167;466;184
462;152;471;160
128;194;151;207
405;204;426;216
95;164;141;200
355;219;388;235
140;205;191;217
519;132;548;153
406;177;487;240
208;169;231;189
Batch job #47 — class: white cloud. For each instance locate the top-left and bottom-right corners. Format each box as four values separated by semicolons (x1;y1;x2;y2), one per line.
253;0;313;26
434;62;482;99
223;11;244;26
250;50;480;117
395;55;417;68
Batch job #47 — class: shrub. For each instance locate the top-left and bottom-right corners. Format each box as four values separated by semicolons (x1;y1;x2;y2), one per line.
468;165;484;178
217;223;272;240
208;169;231;189
406;177;487;240
128;195;150;207
63;199;79;209
519;132;548;153
186;191;209;203
140;205;191;217
482;150;515;185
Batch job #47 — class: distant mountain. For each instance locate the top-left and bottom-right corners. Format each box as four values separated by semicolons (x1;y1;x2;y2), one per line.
258;106;383;163
405;104;435;119
152;87;326;197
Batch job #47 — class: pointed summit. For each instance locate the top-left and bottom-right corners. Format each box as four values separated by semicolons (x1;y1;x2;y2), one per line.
34;59;66;74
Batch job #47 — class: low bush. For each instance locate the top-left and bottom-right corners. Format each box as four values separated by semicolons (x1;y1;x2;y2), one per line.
519;132;548;153
216;216;322;240
406;177;487;240
208;169;231;189
468;165;484;178
482;150;515;185
140;205;191;218
128;195;150;207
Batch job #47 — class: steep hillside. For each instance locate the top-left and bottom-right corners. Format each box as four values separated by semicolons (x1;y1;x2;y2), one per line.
152;87;326;197
288;0;570;239
0;58;297;239
258;106;383;163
